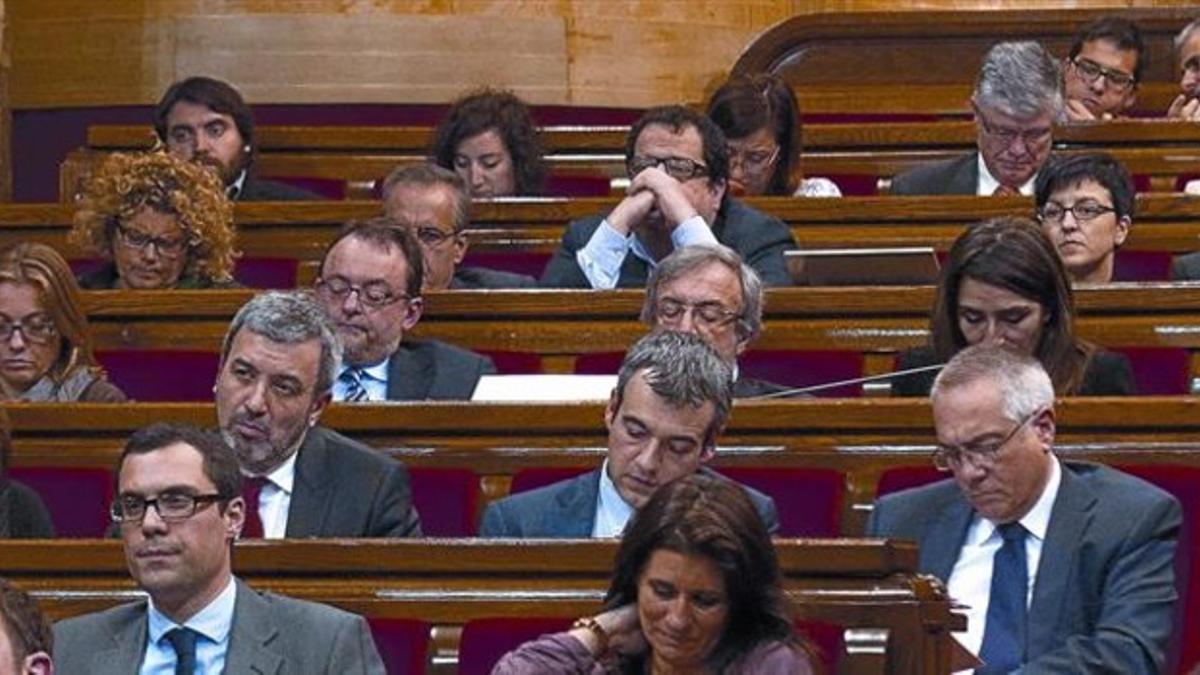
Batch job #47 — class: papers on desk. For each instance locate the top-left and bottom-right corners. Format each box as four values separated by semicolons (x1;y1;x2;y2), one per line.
471;374;618;402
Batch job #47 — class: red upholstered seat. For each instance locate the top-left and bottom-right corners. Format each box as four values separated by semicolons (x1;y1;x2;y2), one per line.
458;617;573;675
796;619;845;673
719;467;845;537
477;351;543;375
1113;251;1172;281
95;350;221;402
407;467;479;537
365;618;429;675
1111;347;1191;395
7;467;113;537
233;257;297;289
459;251;552;278
875;465;944;498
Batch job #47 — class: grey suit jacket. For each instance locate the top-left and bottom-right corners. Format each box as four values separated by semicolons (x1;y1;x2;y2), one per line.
539;197;796;288
450;266;539;289
865;460;1180;674
890;152;979;196
285;426;422;537
384;339;496;401
1170;251;1200;281
0;479;54;538
479;467;781;537
53;579;385;674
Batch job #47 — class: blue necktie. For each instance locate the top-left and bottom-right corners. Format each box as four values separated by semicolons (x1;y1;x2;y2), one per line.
977;521;1028;674
165;627;198;675
339;368;370;402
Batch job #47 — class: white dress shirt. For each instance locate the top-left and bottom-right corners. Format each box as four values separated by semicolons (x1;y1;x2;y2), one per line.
976;154;1037;196
250;452;297;539
575;215;718;289
142;576;237;674
947;456;1062;667
332;359;390;402
591;459;635;538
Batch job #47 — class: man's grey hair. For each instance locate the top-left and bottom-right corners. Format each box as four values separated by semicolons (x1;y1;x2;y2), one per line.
973;41;1064;121
220;290;343;397
1175;18;1200;57
931;345;1054;424
640;245;763;345
613;331;734;448
380;163;470;233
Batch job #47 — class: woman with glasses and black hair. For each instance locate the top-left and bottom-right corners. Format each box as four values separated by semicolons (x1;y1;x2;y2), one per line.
705;74;840;198
70;151;239;289
1033;153;1133;284
891;216;1134;397
0;242;125;402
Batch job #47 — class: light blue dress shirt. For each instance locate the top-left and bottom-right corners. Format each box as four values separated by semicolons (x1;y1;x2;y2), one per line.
141;576;237;675
575;215;718;289
591;459;635;538
332;359;390;402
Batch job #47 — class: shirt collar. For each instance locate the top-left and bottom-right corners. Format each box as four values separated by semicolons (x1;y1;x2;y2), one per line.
226;170;248;200
345;359;390;382
975;454;1062;543
147;575;237;645
976;154;1036;196
251;451;297;496
595;458;635;535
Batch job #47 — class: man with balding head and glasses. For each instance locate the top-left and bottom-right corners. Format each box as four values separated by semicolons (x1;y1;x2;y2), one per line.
313;217;495;401
540;105;795;289
380;163;537;291
892;41;1062;196
214;290;422;538
867;345;1179;673
640;244;789;397
53;423;385;673
480;330;779;538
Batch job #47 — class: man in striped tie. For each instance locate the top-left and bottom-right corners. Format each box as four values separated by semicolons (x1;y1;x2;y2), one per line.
866;345;1179;673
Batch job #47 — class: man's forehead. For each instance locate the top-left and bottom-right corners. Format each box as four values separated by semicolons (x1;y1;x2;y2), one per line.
119;442;213;491
168;101;233;126
230;329;321;378
977;104;1054;128
635;123;704;157
387;185;456;226
661;262;742;299
326;235;410;278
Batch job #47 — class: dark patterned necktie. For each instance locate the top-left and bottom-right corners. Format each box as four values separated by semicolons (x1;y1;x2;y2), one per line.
339;368;370;402
992;184;1020;197
241;475;269;538
977;521;1028;674
165;627;198;675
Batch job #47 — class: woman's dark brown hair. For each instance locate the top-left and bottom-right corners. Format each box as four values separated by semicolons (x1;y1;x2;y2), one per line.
605;473;811;672
430;89;546;195
705;74;801;195
931;216;1090;393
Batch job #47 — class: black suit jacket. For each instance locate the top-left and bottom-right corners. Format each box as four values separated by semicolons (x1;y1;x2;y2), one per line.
890;152;979;196
285;426;422;537
866;461;1180;673
384;339;496;401
0;479;54;538
450;266;539;289
235;175;321;201
479;466;780;537
892;345;1136;396
1170;252;1200;281
538;197;795;288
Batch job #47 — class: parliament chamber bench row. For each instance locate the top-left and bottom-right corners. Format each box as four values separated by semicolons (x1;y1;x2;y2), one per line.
36;285;1200;400
0;539;955;675
4;401;1199;672
6;195;1200;284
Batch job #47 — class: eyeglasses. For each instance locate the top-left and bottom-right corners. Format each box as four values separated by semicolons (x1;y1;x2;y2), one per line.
413;226;461;247
0;314;58;344
931;409;1041;472
977;114;1052;147
116;225;188;259
627;156;709;182
315;276;408;311
1038;200;1116;225
1071;57;1135;90
655;298;740;328
110;491;227;524
727;145;780;175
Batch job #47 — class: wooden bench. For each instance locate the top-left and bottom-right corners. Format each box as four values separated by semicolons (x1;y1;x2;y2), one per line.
0;539;958;675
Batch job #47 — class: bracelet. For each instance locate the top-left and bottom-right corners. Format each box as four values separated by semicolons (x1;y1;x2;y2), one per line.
571;615;610;655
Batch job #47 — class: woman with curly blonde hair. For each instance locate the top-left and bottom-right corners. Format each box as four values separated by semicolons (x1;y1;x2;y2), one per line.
0;242;126;402
71;151;239;289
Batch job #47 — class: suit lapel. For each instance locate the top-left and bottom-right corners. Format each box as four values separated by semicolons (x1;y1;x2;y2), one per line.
955;154;981;195
386;343;433;401
1027;464;1094;658
93;606;148;675
549;470;601;537
225;580;284;674
921;493;974;580
286;429;332;537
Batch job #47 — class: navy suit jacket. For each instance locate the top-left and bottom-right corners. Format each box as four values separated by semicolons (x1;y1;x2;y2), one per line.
538;197;795;288
285;426;422;538
865;460;1180;673
450;266;539;289
236;175;320;201
479;467;780;537
54;579;385;674
890;152;979;196
384;339;496;401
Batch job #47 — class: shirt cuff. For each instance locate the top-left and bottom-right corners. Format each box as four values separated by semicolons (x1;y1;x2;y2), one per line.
670;215;718;249
575;219;631;289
